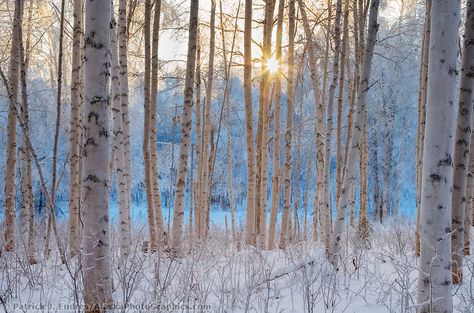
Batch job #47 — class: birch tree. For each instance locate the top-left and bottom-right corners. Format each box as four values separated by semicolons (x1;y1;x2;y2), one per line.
68;0;83;258
268;0;284;250
199;0;216;240
151;0;166;247
143;0;158;252
451;1;474;284
19;4;36;263
244;0;256;246
194;27;202;238
278;0;295;250
464;131;474;255
110;7;130;263
331;0;379;265
171;0;199;253
322;0;343;251
82;0;113;308
415;0;431;257
336;0;349;201
118;0;132;250
256;0;275;248
46;0;66;261
3;0;23;252
416;1;460;312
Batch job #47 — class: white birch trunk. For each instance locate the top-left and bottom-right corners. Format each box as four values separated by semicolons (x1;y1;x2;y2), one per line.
68;0;83;259
111;10;130;263
171;0;199;253
143;0;158;252
451;2;474;284
416;0;431;257
3;0;23;252
322;0;343;252
199;0;216;240
19;17;36;264
151;0;166;247
256;0;275;249
268;0;284;250
244;0;256;246
278;0;295;250
82;0;113;308
118;0;132;247
416;1;460;312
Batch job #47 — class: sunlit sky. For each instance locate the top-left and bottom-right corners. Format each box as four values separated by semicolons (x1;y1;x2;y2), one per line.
157;0;404;69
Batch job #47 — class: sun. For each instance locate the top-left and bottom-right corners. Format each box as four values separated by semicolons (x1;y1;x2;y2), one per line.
265;56;280;74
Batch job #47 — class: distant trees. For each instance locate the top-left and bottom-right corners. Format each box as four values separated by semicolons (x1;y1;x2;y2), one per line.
331;0;380;264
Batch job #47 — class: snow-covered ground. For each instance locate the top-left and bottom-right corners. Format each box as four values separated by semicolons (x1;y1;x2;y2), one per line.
1;217;473;313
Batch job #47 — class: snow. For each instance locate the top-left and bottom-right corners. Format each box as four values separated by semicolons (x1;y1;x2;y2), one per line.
1;217;473;312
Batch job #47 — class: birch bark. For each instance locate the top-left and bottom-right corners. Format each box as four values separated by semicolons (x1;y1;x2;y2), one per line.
171;0;199;253
451;1;474;284
416;1;460;312
82;0;113;309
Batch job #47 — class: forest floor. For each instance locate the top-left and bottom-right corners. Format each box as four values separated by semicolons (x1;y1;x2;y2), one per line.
0;217;473;313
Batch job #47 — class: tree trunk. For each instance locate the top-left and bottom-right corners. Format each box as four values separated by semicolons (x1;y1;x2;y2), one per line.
415;0;431;258
464;131;474;255
111;8;131;263
143;0;158;252
19;4;36;263
268;0;284;250
330;0;379;266
256;0;275;249
68;0;83;259
170;0;199;254
82;0;113;309
46;0;66;262
199;0;216;240
358;122;369;235
220;0;240;244
416;1;460;312
244;0;256;246
151;0;166;247
118;0;132;248
278;0;295;250
373;133;382;222
381;111;393;221
451;2;474;285
322;0;343;252
3;0;23;252
336;0;349;201
194;26;202;238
